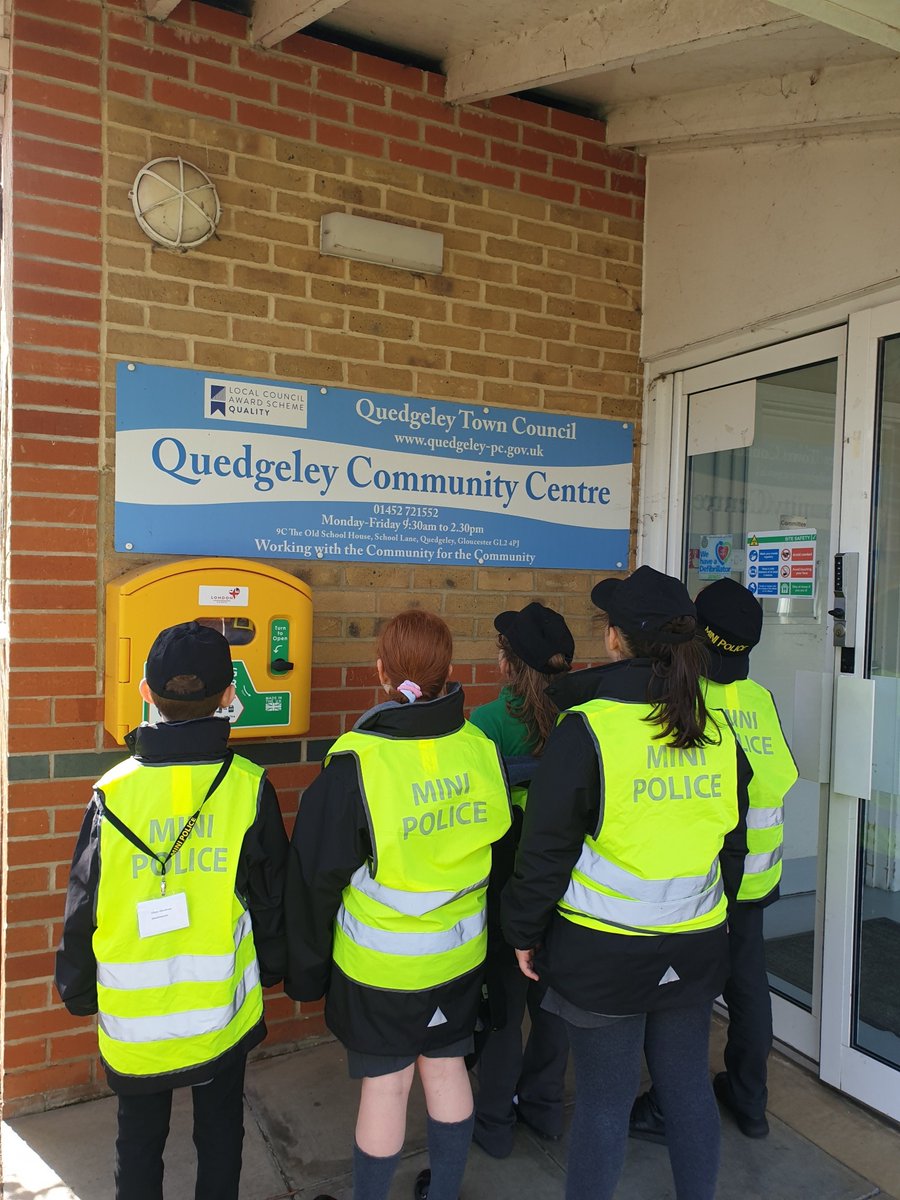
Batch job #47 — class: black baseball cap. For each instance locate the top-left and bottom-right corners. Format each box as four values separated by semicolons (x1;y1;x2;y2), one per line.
145;621;234;700
695;578;763;658
591;565;696;644
494;602;575;673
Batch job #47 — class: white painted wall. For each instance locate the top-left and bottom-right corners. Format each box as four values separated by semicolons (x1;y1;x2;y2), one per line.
641;132;900;362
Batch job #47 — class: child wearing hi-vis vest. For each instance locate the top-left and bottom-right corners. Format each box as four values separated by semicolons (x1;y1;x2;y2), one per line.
55;621;288;1200
284;609;512;1200
468;602;574;1158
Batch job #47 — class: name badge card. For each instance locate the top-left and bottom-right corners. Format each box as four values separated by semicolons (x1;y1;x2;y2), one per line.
137;891;190;938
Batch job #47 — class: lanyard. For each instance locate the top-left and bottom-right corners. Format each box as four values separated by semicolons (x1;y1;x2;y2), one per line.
101;753;234;896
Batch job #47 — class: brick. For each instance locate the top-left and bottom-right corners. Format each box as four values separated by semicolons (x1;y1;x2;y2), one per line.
580;188;634;218
13;44;101;88
11;524;98;555
277;84;347;123
8;698;53;726
237;46;312;85
491;141;547;174
14;226;101;267
549;108;606;139
14;259;100;295
107;66;146;98
317;68;384;107
3;1040;48;1070
13;197;101;239
14;107;99;151
240;100;314;138
13;376;99;412
317;121;384;159
460;107;520;142
195;61;272;102
14;15;101;59
391;91;455;125
108;38;191;80
191;2;247;38
155;24;235;65
10;725;98;754
611;171;646;197
455;159;514;190
552;157;607;187
13;349;98;383
14;319;99;354
284;33;354;71
13;75;102;120
3;1061;92;1101
152;79;231;121
353;106;419;141
13;135;102;177
14;166;102;208
519;174;576;205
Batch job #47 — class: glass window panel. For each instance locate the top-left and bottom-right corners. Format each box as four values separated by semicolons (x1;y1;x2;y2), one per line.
856;333;900;1067
684;360;838;1010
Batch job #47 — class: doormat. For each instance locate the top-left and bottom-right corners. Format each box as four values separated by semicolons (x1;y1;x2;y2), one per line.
765;917;900;1037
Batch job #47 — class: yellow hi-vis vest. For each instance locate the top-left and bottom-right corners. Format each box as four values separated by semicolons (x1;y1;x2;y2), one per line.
328;724;511;991
559;700;739;937
705;678;798;902
93;753;265;1079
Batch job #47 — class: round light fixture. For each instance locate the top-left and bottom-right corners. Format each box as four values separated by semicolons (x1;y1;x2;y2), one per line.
130;156;221;250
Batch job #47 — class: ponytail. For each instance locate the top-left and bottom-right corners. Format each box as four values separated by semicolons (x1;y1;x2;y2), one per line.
499;637;571;753
377;609;453;703
617;616;715;748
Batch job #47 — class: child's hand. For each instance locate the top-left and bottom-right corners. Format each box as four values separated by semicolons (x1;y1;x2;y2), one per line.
515;947;539;981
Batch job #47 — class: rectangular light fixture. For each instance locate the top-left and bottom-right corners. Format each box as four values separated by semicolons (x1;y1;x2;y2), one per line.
320;212;444;275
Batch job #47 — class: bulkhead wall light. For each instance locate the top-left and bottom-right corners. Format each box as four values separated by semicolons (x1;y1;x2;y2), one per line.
130;156;221;250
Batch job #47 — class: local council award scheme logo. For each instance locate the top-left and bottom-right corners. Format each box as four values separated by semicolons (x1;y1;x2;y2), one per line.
203;378;308;430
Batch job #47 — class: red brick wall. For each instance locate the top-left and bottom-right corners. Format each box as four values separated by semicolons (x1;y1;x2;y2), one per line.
1;0;644;1114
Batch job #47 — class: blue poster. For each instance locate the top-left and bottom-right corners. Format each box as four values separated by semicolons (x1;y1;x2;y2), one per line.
115;364;634;570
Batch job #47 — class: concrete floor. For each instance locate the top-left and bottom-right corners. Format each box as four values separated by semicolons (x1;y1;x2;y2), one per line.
3;1020;899;1200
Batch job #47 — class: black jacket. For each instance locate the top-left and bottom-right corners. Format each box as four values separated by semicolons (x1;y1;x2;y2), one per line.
501;659;751;1015
54;717;289;1094
285;683;513;1055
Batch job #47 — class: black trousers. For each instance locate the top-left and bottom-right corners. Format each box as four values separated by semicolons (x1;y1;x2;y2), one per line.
114;1054;247;1200
722;902;772;1120
474;958;569;1153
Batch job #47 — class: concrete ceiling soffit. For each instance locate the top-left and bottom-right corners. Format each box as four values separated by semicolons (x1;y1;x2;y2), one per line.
606;54;900;147
770;0;900;51
442;0;809;105
144;0;183;17
250;0;352;47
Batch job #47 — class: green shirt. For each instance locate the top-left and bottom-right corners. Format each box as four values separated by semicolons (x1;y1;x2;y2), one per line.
469;687;536;756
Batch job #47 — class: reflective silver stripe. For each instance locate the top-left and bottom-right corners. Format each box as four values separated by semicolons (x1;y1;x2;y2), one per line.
97;911;253;992
744;846;783;874
337;905;485;957
561;875;724;928
746;806;784;830
348;865;489;918
98;958;260;1044
572;843;718;903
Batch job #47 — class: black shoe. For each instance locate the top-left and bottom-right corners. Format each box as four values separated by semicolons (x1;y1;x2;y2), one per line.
514;1102;562;1143
312;1195;338;1199
713;1072;769;1138
629;1090;667;1144
414;1168;431;1200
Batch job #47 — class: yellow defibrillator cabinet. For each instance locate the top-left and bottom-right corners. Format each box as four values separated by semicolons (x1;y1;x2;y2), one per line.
105;558;313;744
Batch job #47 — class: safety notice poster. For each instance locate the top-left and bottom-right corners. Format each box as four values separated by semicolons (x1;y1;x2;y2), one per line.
115;363;634;570
745;529;817;598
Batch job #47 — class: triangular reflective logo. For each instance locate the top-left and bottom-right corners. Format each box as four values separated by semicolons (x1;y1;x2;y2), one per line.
658;966;680;986
427;1007;448;1027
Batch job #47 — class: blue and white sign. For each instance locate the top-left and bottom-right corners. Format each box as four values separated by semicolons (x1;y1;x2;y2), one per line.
115;364;634;570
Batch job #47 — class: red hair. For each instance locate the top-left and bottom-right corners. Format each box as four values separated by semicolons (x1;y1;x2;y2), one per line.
377;609;453;703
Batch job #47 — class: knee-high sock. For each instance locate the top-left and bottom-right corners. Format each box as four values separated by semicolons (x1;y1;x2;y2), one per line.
425;1111;474;1200
352;1141;401;1200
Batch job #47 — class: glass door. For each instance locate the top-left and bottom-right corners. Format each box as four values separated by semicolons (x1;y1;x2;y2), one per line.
675;328;847;1061
820;303;900;1120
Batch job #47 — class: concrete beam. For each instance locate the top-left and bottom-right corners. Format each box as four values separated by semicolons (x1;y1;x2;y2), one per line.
771;1;900;51
443;0;805;105
143;0;182;19
251;0;351;49
606;56;900;147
